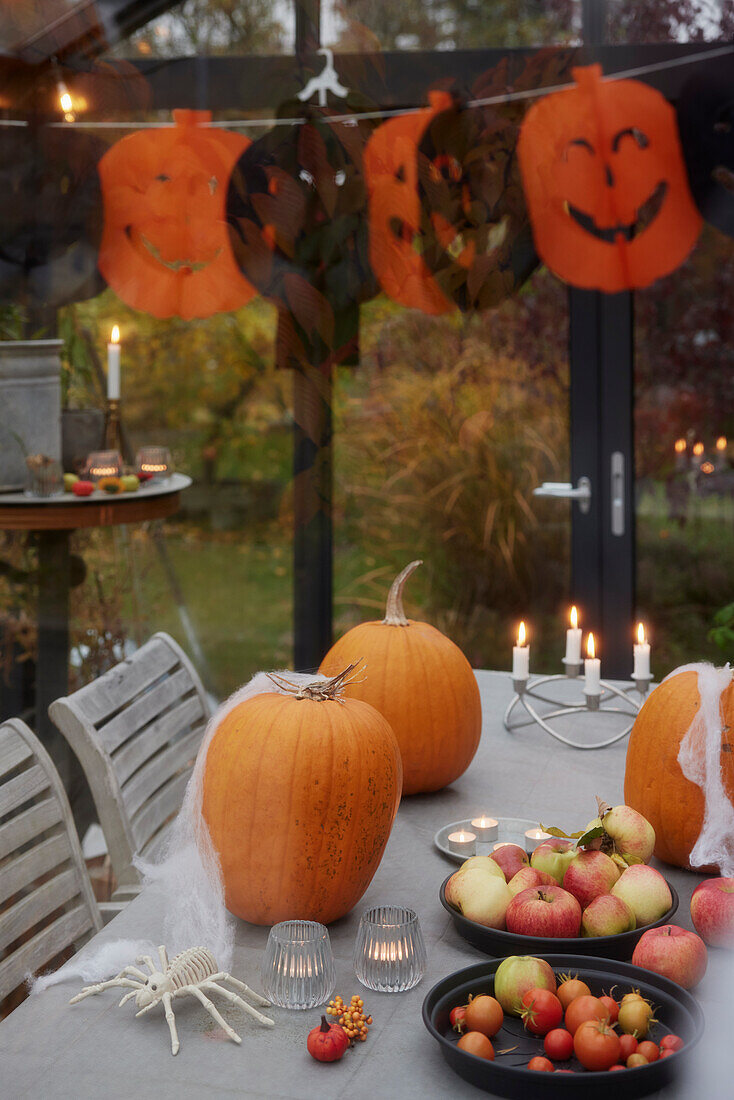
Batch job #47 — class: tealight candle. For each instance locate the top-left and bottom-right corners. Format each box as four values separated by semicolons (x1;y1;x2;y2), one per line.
524;827;552;854
564;605;582;665
470;816;499;842
584;632;601;696
107;325;121;400
512;621;529;681
633;621;650;680
447;830;476;856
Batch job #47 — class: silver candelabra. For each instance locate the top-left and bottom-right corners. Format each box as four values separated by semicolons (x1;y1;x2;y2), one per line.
504;661;651;750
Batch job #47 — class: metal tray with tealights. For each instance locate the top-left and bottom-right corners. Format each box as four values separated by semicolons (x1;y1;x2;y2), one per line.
440;874;679;961
434;817;541;864
422;954;704;1099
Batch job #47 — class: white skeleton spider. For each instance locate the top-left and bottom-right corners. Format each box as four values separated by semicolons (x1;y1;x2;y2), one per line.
70;945;274;1055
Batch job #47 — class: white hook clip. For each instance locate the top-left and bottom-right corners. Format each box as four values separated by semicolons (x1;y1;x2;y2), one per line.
297;47;349;107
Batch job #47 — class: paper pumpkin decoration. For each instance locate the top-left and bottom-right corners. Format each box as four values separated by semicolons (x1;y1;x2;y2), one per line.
98;110;256;319
518;65;702;292
0;127;105;308
677;71;734;238
226;101;377;366
365;92;537;313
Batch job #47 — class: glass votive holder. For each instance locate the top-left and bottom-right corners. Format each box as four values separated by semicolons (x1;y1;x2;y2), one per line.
83;450;122;482
353;905;427;993
24;455;63;498
136;446;172;482
261;920;335;1010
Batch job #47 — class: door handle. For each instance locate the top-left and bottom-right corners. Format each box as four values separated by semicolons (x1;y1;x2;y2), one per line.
533;476;591;514
611;451;625;536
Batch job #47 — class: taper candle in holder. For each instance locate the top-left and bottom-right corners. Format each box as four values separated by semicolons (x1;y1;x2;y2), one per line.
105;325;123;453
354;906;426;993
504;614;652;750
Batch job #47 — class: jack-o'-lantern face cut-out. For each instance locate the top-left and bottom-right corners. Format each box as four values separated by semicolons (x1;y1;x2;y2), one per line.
678;72;734;238
99;110;256;319
518;65;702;292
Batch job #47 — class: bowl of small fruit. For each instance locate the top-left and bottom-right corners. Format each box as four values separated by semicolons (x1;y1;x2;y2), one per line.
422;952;703;1098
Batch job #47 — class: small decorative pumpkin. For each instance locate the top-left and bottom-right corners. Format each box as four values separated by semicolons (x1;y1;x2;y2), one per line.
518;64;702;291
98;110;256;319
201;664;401;926
624;664;734;872
307;1016;349;1062
320;561;482;795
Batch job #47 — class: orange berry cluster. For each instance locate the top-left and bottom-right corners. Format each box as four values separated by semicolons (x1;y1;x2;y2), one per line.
326;994;373;1042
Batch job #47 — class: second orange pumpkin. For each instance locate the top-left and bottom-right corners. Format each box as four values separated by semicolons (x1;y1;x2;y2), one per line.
320;561;482;795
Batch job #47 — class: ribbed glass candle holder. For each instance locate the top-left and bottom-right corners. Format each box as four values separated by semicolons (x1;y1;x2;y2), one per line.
353;905;426;993
261;920;335;1010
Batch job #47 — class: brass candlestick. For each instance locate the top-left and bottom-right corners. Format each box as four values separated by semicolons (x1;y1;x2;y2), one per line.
104;398;122;453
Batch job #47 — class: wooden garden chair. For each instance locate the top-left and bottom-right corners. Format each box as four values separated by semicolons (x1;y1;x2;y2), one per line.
49;632;210;893
0;717;103;1005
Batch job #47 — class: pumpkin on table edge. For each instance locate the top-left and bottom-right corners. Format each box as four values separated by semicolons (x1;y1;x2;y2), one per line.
320;561;482;796
624;664;734;872
201;663;402;926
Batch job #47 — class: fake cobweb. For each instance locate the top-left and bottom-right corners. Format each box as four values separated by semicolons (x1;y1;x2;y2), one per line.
33;669;327;993
665;662;734;875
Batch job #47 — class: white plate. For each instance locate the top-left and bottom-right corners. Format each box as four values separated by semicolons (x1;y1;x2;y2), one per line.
434;817;541;863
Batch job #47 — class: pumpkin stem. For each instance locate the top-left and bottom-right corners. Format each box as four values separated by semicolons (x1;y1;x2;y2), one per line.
320;1016;331;1032
383;560;423;626
267;661;366;702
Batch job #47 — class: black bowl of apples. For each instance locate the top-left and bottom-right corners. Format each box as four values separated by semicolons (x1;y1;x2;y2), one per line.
422;953;704;1099
440;835;679;960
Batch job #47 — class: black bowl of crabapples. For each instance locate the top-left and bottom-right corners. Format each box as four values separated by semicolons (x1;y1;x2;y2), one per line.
422;954;704;1099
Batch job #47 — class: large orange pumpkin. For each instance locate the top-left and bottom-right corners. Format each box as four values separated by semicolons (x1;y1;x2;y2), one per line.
320;561;482;795
98;110;256;319
518;64;702;292
201;666;402;925
624;664;734;872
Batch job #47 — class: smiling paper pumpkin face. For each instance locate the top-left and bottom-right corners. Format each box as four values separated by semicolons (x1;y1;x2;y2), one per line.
518;65;702;292
99;110;256;319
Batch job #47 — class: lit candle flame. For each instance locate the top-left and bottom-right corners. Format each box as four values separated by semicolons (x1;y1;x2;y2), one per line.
674;438;686;454
518;621;526;647
637;621;645;645
587;632;596;659
701;461;714;474
59;91;72;113
693;441;704;456
716;436;727;452
570;605;578;629
110;325;120;344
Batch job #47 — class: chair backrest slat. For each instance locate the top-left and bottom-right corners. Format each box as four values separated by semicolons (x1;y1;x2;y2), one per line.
114;695;205;786
132;768;191;854
121;726;201;821
48;633;209;886
71;645;180;727
0;868;80;954
0;765;50;819
0;719;101;1004
0;834;70;908
0;904;94;1004
0;797;63;862
99;667;200;755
